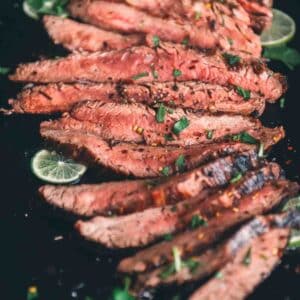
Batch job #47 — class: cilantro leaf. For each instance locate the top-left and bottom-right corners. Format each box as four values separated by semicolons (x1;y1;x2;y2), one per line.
264;45;300;70
173;117;189;135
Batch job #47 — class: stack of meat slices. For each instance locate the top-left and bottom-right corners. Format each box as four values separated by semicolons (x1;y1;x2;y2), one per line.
4;0;300;298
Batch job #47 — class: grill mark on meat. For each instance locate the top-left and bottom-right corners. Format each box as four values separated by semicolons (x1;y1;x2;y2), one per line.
68;101;268;146
43;15;143;53
189;222;292;300
74;163;282;248
6;81;267;115
39;150;260;216
9;42;285;102
118;180;299;273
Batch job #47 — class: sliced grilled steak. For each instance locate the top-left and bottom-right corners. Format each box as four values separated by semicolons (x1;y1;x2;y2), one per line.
118;180;299;273
42;103;282;147
68;0;261;55
75;163;282;248
10;42;285;102
135;215;272;289
7;81;266;115
40;116;284;177
39;150;260;216
43;15;143;53
189;228;289;300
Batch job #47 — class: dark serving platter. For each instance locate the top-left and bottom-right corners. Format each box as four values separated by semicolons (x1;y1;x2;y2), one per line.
0;1;300;299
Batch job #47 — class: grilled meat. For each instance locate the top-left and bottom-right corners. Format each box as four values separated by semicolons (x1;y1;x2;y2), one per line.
10;41;285;102
118;180;299;273
39;150;260;216
42;102;283;147
43;15;143;53
189;227;290;300
68;0;261;55
7;81;266;115
75;163;282;248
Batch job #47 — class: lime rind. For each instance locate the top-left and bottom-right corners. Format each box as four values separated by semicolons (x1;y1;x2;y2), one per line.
31;150;87;184
261;9;296;47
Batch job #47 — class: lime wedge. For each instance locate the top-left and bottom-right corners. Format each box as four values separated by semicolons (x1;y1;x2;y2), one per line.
282;196;300;212
31;150;87;184
288;230;300;249
261;9;296;47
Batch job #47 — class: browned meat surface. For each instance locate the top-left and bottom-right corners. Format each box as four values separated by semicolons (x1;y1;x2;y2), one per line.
189;228;289;300
75;163;282;248
237;0;273;33
41;121;265;178
118;180;299;273
6;81;266;115
10;42;285;102
135;215;271;289
39;151;260;216
69;101;267;146
41;103;283;147
68;0;261;55
43;15;143;53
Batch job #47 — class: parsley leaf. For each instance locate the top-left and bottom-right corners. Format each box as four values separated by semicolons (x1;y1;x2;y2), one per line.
223;53;241;66
156;103;166;123
236;86;251;100
190;215;207;229
152;35;160;48
264;45;300;70
175;154;185;172
182;37;189;46
0;66;10;75
23;0;69;19
173;117;189;135
132;72;149;80
173;69;182;78
161;166;170;176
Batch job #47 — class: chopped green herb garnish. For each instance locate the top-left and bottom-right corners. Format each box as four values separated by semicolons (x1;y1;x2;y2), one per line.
164;234;173;241
194;11;202;20
23;0;69;20
190;215;207;229
132;72;149;80
228;38;234;46
182;37;189;46
161;166;170;176
165;133;175;141
184;258;201;274
230;172;243;184
111;276;135;300
175;155;186;173
151;69;159;79
282;196;300;212
206;130;214;140
231;132;258;145
160;264;176;279
215;271;223;279
242;248;252;266
288;230;300;249
223;53;241;66
236;86;251;100
258;142;265;158
173;69;182;78
0;66;10;75
173;247;182;272
84;297;93;300
264;45;300;70
153;35;160;48
173;117;190;135
279;97;285;109
156;103;166;123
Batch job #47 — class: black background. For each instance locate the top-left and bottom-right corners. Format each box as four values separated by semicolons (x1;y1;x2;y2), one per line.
0;1;300;299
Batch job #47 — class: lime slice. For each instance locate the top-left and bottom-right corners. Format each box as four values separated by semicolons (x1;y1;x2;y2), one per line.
31;149;87;184
282;196;300;212
261;9;296;47
288;230;300;249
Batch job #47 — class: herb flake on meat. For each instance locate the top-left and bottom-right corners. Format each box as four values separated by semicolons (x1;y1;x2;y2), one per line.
175;155;186;172
242;248;252;266
173;117;190;135
190;215;207;229
173;69;182;78
231;132;258;145
223;53;241;66
236;86;251;100
156;104;166;123
132;72;149;80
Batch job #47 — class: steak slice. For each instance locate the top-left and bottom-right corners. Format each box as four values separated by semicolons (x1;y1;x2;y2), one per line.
39;150;260;217
68;0;261;56
75;163;282;248
43;15;143;53
40;121;284;177
43;103;283;147
6;81;266;115
118;180;299;273
189;228;289;300
10;41;285;102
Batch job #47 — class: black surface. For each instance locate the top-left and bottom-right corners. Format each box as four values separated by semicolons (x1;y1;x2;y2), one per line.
0;1;300;299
